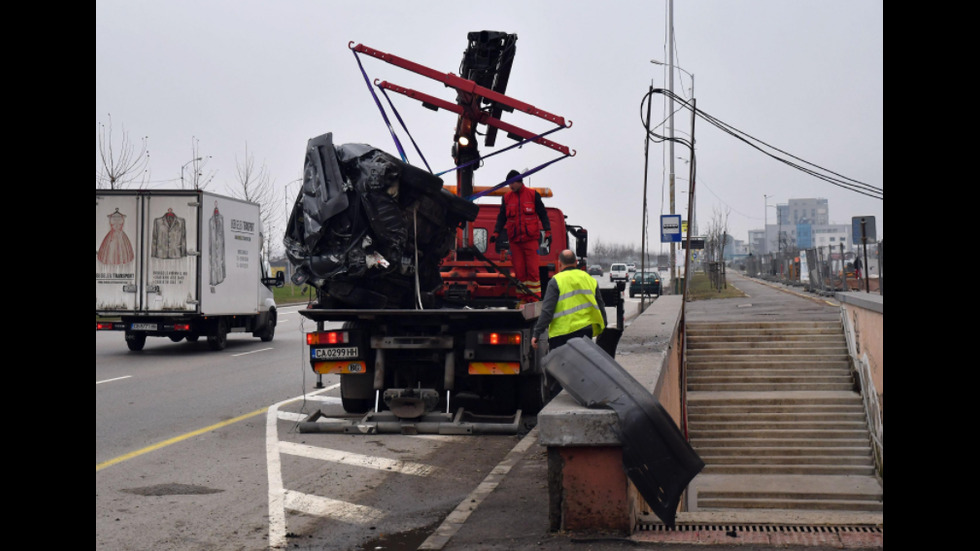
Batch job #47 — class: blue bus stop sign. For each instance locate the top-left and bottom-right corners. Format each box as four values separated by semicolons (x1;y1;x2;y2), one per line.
661;215;681;243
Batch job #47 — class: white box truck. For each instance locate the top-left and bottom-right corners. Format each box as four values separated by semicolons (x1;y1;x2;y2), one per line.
96;189;282;351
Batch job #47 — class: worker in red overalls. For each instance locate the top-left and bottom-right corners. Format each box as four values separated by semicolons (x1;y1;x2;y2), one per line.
494;169;551;302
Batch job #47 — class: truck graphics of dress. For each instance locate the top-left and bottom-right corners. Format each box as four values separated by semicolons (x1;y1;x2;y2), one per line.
98;208;135;265
151;209;187;259
209;203;226;286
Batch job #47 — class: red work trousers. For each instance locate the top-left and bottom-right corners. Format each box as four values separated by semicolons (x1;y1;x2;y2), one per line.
510;239;541;298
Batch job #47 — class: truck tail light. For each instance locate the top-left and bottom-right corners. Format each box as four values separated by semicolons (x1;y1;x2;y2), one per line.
174;324;190;331
307;331;350;345
96;322;115;331
477;332;521;345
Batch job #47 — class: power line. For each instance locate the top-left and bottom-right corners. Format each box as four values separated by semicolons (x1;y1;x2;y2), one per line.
641;89;883;201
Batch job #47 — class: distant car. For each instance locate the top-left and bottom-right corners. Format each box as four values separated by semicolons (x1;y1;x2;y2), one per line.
629;271;662;298
609;263;628;282
627;263;637;273
587;264;603;276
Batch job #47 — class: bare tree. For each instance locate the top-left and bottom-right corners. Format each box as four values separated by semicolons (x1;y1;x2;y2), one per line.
704;206;731;264
232;142;279;256
181;136;216;190
96;114;151;189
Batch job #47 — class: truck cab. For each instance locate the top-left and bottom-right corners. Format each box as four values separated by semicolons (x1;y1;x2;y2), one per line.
438;197;588;308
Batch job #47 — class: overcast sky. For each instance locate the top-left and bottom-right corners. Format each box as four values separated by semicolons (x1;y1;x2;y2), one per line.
96;0;883;256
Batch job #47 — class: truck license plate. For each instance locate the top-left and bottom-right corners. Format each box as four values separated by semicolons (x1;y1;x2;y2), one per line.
131;323;157;331
313;347;358;360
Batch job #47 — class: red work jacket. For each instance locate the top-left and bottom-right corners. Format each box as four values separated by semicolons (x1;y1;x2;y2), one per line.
503;186;543;244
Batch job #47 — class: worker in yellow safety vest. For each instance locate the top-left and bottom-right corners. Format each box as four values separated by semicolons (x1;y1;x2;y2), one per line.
531;249;606;352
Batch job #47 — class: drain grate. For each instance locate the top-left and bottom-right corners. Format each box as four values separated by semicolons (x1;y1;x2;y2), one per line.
637;523;882;535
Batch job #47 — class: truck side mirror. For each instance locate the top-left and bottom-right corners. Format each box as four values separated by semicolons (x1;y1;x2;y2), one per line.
263;271;285;288
574;229;588;258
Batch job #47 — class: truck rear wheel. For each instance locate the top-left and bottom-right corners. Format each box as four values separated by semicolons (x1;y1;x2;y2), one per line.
208;320;228;351
125;332;146;352
520;370;559;415
340;374;372;414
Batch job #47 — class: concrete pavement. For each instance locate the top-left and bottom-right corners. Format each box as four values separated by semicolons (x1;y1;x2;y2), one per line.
429;273;882;550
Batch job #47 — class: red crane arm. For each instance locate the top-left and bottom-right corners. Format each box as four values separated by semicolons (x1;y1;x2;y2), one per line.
377;80;572;156
350;42;571;129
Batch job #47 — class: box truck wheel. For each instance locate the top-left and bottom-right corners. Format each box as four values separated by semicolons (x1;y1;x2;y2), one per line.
208;320;228;351
125;332;146;352
257;310;276;342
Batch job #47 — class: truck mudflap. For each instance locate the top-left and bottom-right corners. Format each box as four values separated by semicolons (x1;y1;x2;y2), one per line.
542;338;704;528
297;408;524;435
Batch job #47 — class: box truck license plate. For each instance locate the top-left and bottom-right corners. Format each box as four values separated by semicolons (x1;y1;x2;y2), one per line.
131;323;157;331
313;347;358;360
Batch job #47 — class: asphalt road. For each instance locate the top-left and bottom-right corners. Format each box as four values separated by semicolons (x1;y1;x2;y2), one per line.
96;279;653;551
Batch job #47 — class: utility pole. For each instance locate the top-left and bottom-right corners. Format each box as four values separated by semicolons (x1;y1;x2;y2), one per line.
667;0;676;293
641;82;653;310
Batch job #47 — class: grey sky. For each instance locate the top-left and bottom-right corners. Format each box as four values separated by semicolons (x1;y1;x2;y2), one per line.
96;0;883;255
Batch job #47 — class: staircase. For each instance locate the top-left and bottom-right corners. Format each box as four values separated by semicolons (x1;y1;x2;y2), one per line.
684;320;883;516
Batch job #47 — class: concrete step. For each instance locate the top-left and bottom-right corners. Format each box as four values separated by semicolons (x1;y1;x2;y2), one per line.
689;382;855;392
687;390;862;404
690;420;869;431
690;363;851;372
688;474;883;513
690;437;871;448
700;464;877;476
687;321;841;330
688;373;853;383
700;454;872;466
688;335;846;344
688;360;852;371
694;446;871;458
688;339;846;349
697;496;883;512
690;412;866;423
689;405;864;416
691;432;870;445
687;349;850;358
683;318;881;517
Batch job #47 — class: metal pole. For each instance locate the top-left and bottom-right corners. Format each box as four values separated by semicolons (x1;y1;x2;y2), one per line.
641;83;653;311
763;194;768;256
668;0;676;293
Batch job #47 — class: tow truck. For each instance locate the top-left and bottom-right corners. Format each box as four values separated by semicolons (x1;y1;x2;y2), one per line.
289;32;622;434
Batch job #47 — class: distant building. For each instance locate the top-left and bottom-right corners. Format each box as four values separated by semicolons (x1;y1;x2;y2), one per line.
749;197;860;254
786;198;829;226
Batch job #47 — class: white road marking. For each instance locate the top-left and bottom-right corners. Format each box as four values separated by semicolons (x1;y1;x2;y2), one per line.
278;441;437;477
283;489;385;523
418;427;539;550
267;384;339;550
232;347;274;357
96;376;132;385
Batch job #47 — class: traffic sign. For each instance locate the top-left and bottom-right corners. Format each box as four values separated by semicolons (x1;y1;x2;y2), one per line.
661;215;681;243
851;216;877;245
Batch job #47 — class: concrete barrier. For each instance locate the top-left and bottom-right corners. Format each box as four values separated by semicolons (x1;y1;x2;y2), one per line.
538;295;685;533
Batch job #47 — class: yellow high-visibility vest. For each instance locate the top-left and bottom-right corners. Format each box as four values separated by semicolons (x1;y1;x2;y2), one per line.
549;269;605;339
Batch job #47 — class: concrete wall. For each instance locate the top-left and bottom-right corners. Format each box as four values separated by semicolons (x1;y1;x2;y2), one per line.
838;293;883;416
538;295;685;533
